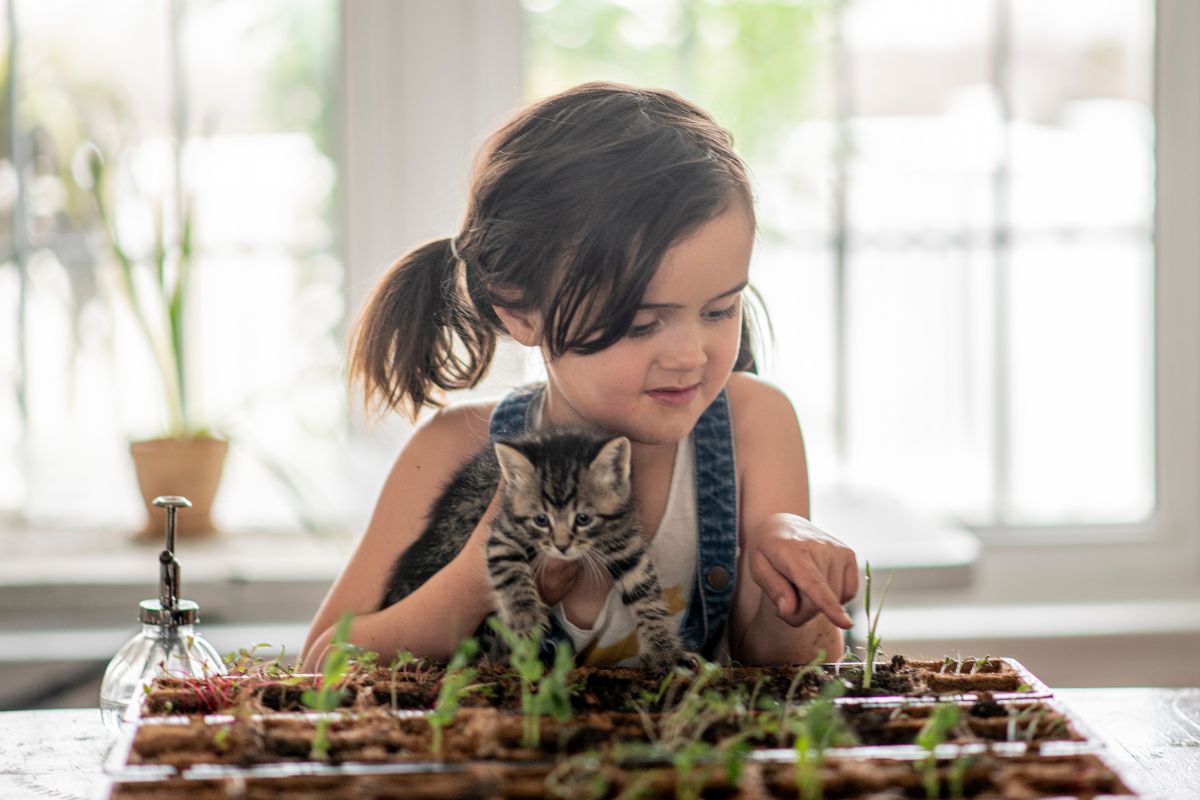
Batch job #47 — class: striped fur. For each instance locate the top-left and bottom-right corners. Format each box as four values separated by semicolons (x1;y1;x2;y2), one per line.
379;429;688;668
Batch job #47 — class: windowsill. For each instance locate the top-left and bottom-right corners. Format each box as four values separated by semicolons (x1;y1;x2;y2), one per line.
0;524;352;631
813;486;981;590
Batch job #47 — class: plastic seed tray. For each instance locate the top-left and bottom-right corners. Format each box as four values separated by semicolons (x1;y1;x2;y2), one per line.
97;656;1136;799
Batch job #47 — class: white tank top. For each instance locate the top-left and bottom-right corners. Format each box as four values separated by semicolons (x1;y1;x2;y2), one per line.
550;436;698;667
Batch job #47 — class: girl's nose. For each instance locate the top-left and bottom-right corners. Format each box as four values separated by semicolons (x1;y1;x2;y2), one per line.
658;328;707;373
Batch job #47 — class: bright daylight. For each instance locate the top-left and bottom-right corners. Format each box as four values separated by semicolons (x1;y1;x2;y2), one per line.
0;1;1196;798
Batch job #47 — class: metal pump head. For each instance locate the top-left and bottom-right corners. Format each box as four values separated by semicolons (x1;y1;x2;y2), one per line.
139;495;198;627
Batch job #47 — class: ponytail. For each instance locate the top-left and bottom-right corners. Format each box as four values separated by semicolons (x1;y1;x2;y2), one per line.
348;238;497;419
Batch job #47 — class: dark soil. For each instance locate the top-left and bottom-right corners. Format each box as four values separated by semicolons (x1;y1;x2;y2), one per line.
839;699;1080;746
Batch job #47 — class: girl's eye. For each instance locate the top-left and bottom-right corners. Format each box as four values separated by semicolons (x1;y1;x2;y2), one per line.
626;321;659;339
533;514;550;528
704;303;738;322
574;513;593;527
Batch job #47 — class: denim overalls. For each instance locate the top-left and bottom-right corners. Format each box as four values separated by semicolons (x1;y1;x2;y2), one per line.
488;383;738;660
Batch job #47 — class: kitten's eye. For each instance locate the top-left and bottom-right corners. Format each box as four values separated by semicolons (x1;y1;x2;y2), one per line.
574;513;593;527
532;513;550;529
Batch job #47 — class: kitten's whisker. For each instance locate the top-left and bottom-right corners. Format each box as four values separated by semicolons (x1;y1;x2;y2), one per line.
583;549;607;585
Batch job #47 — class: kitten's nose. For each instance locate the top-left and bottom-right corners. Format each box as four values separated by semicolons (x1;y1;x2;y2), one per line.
555;542;570;554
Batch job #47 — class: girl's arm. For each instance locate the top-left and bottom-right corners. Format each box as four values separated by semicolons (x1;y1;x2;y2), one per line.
300;403;498;668
726;373;859;665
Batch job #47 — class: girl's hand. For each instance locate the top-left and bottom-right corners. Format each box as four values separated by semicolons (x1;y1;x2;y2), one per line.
748;513;858;629
536;559;582;606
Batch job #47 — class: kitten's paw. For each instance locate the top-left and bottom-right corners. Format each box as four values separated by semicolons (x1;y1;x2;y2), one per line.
643;649;700;673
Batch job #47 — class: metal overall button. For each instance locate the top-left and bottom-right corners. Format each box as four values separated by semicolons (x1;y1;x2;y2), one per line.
706;565;730;591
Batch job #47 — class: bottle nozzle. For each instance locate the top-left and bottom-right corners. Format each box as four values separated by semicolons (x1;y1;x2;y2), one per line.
152;496;191;613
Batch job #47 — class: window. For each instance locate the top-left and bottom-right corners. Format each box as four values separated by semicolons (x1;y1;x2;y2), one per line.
0;0;343;531
523;0;1155;531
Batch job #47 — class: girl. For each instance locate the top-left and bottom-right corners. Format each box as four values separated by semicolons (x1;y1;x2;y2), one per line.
302;82;858;669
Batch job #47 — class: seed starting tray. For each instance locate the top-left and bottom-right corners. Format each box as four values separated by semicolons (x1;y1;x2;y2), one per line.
97;656;1136;799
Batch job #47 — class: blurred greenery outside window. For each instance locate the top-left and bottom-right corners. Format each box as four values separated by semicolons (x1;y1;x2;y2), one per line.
0;0;344;531
523;0;1154;529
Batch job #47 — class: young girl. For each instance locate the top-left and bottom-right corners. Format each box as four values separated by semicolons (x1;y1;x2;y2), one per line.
301;82;858;669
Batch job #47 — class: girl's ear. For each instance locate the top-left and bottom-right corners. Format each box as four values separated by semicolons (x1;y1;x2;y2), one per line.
492;304;542;347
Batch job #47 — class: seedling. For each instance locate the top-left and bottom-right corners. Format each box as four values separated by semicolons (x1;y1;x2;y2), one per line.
947;753;974;799
860;562;893;690
916;703;962;799
487;617;575;748
791;679;853;800
300;612;355;760
969;656;991;675
387;650;416;712
1005;703;1064;744
834;646;860;679
769;649;826;743
428;637;481;757
626;659;756;798
212;724;232;753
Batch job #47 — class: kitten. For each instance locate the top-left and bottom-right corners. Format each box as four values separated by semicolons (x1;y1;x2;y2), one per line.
379;430;688;669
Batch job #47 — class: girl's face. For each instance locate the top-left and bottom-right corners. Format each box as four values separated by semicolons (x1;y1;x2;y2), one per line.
541;201;755;446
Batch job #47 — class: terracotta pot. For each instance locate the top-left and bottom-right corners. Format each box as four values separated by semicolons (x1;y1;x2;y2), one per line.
130;436;229;539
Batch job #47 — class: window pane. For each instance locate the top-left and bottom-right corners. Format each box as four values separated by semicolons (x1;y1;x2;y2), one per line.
1010;0;1154;231
844;245;994;519
1007;237;1154;524
8;0;342;530
517;0;1157;531
1004;0;1154;523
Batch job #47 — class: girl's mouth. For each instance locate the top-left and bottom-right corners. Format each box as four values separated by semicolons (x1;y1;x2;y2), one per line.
647;384;700;407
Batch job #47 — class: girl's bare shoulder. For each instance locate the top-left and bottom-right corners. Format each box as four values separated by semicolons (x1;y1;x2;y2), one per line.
724;373;800;432
406;398;499;467
723;372;805;462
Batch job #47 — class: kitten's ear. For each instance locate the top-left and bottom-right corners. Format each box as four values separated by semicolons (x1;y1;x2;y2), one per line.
494;442;537;491
588;436;632;492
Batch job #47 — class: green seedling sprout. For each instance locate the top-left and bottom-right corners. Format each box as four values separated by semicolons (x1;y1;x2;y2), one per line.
212;724;232;753
428;637;481;757
648;661;734;753
860;562;893;690
791;679;853;800
300;612;355;760
769;649;826;743
1006;703;1062;744
969;655;991;675
487;617;575;748
387;650;415;712
915;703;962;799
947;753;974;800
834;645;860;679
627;659;755;798
672;740;714;800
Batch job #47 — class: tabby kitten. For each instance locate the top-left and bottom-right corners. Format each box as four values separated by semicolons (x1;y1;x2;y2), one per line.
379;430;687;669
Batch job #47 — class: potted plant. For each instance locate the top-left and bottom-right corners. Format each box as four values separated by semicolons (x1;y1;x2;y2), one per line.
77;141;227;538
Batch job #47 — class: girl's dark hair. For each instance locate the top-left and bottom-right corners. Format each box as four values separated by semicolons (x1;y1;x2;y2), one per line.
351;81;760;418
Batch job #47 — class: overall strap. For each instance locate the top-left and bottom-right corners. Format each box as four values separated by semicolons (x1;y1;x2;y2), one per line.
488;383;544;441
486;383;576;660
678;389;738;658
